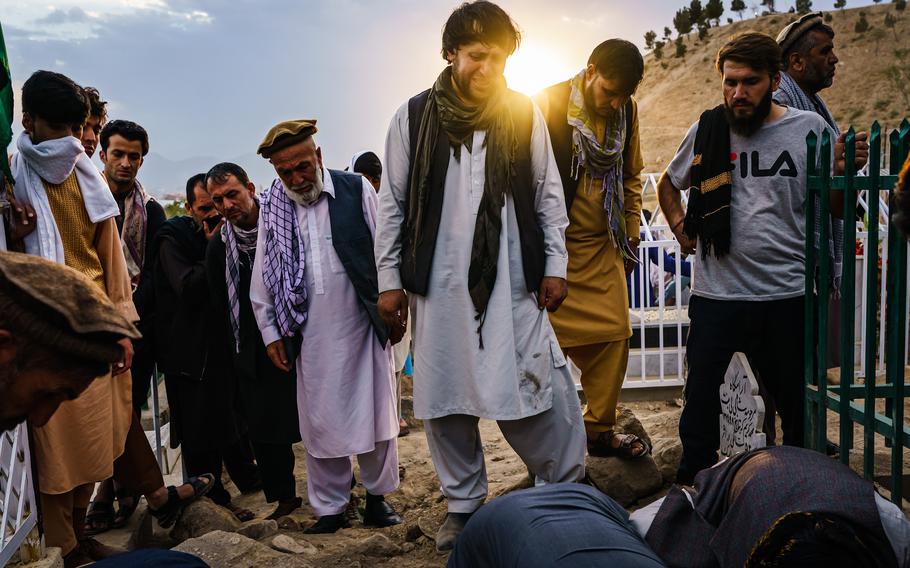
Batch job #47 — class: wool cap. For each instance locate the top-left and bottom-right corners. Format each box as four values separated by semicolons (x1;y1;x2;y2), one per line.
776;12;825;56
257;119;318;158
0;251;140;363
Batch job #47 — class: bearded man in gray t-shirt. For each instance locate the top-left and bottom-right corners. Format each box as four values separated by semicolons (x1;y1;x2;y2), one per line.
657;32;840;485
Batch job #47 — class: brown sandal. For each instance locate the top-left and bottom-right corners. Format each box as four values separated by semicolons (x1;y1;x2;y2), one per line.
587;431;650;459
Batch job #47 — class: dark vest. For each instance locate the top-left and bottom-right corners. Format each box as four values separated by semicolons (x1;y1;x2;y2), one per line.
541;80;633;212
326;169;389;346
645;446;897;568
400;88;545;296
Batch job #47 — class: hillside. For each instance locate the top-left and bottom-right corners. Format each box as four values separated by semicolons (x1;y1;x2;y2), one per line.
637;2;910;174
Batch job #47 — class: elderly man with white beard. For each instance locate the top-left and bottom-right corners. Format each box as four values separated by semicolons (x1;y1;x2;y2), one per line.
250;119;403;534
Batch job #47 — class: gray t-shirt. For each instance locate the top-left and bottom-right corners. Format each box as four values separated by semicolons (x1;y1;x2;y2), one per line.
665;107;833;301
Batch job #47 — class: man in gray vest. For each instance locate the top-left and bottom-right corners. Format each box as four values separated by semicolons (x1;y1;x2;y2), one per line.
374;0;586;552
250;119;402;534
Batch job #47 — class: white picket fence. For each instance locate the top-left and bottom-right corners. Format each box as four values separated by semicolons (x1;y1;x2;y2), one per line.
0;424;37;566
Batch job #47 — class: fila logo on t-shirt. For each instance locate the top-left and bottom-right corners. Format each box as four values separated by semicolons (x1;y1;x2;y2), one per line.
729;151;798;179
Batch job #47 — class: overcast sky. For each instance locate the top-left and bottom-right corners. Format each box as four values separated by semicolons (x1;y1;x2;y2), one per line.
2;0;874;177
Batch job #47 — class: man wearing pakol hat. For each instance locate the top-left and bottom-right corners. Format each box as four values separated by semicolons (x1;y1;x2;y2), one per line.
251;119;403;534
774;12;868;431
657;33;837;486
374;1;586;551
2;70;140;564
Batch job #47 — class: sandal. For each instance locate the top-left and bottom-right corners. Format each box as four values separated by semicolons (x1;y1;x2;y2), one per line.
112;489;140;529
587;431;651;459
149;473;215;528
83;500;115;536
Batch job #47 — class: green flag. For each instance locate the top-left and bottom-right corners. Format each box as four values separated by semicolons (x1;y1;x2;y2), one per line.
0;21;13;187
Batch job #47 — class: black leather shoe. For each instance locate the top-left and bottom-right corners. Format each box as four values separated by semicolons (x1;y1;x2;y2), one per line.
362;493;403;528
304;513;351;534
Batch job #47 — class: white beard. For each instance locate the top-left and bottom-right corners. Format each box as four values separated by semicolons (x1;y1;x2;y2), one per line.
286;168;324;206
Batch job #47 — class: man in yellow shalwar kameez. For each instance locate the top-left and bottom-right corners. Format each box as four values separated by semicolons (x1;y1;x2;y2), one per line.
538;39;648;459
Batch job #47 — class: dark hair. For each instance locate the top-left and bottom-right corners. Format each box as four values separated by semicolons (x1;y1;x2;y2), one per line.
353;152;382;179
441;1;521;60
83;86;107;124
206;162;251;188
588;39;645;96
783;22;835;67
745;511;895;568
21;70;88;127
99;120;149;156
185;173;207;205
893;153;910;239
716;32;782;77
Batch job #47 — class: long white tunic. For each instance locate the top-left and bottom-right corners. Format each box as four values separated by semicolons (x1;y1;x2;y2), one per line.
375;98;570;421
251;169;398;459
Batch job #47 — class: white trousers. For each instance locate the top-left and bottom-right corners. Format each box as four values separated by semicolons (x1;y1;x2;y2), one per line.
423;364;586;513
304;438;399;517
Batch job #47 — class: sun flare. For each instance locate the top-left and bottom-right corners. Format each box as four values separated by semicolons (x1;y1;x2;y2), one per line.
505;42;577;98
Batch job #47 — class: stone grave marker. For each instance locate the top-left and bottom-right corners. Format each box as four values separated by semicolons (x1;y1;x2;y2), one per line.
719;352;766;458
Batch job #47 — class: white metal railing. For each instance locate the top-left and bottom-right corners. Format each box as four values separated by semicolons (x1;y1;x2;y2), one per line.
0;423;37;566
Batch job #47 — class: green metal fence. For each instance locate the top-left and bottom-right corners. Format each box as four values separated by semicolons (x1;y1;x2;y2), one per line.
805;120;910;505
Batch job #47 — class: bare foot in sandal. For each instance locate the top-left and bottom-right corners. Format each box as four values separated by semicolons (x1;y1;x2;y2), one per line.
587;430;650;459
225;503;255;522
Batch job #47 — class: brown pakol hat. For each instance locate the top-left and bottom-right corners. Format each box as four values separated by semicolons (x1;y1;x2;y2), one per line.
257;119;318;158
0;251;140;363
776;12;825;56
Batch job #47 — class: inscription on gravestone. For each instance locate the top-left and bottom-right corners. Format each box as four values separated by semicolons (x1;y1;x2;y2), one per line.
719;352;766;458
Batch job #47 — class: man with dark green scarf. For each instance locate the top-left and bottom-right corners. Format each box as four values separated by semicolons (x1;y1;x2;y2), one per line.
375;0;586;553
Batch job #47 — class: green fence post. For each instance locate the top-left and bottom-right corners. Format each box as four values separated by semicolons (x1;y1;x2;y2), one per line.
863;123;882;480
817;130;833;453
805;131;820;450
840;128;858;465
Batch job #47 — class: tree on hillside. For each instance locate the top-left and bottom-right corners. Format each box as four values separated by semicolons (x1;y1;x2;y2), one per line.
663;26;673;40
645;30;657;49
874;0;882;4
731;0;747;19
824;12;833;21
885;12;899;39
653;41;665;60
869;27;887;53
896;0;907;11
855;11;871;33
834;0;846;9
761;0;776;13
675;36;688;58
689;0;705;27
705;0;724;25
796;0;813;14
674;8;694;36
698;23;711;41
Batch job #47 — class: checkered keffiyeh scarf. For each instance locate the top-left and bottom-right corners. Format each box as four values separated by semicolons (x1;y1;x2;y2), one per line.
221;215;259;352
261;179;307;338
566;69;632;258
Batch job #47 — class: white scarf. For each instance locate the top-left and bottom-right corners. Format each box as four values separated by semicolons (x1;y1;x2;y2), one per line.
10;133;119;262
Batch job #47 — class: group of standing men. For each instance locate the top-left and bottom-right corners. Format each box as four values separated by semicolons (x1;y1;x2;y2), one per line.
0;0;884;564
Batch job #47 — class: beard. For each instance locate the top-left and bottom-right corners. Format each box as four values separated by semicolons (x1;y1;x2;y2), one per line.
803;64;834;93
286;167;324;206
725;86;773;137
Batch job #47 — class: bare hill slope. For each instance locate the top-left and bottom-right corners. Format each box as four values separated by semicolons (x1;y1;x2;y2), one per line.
638;3;910;174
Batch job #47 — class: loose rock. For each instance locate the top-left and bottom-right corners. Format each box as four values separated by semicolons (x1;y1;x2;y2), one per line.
271;534;317;555
585;454;663;507
173;530;313;567
351;533;402;557
170;498;241;542
237;519;278;540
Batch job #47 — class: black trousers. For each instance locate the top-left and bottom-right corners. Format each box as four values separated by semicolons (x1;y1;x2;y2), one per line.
131;338;156;415
250;441;297;503
676;295;805;485
182;434;260;505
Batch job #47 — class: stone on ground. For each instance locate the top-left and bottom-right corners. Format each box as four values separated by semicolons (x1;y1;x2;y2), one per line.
350;533;402;557
271;534;317;555
237;519;278;540
169;498;241;542
651;437;683;483
586;454;663;507
173;530;314;567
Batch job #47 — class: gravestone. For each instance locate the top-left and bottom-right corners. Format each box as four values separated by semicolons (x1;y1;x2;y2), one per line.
719;352;766;458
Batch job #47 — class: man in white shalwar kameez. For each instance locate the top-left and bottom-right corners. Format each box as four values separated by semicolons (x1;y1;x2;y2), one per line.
374;1;586;552
250;119;403;534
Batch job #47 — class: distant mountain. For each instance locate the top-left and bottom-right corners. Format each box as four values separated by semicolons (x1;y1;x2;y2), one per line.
138;152;278;199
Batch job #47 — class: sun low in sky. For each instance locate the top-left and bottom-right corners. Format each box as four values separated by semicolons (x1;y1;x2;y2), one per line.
504;40;579;98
